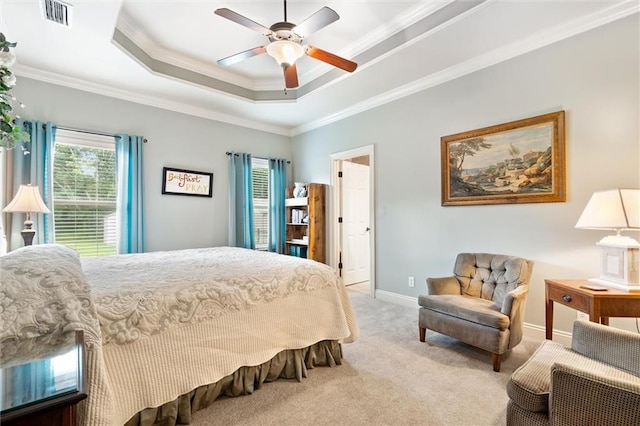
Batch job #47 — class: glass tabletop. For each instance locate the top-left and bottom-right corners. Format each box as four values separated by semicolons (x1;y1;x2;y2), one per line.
0;330;84;415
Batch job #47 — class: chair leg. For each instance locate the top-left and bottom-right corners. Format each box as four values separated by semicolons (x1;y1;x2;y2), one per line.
492;353;501;372
419;327;426;342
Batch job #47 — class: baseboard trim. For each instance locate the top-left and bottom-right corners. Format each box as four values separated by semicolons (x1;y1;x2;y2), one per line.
375;289;573;346
376;289;419;308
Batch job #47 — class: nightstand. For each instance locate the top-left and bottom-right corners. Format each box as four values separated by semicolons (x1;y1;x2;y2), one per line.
0;330;87;426
545;279;640;340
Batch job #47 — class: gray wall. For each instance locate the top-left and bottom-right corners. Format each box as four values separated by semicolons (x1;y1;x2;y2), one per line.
12;79;292;252
6;15;639;335
291;15;640;334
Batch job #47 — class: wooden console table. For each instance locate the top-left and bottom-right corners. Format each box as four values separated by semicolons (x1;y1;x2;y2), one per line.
545;279;640;340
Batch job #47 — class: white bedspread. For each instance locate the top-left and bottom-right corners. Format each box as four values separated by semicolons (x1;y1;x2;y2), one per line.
82;247;353;346
1;245;358;426
83;246;358;425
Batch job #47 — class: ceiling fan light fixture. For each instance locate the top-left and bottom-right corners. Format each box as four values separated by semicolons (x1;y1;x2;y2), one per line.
266;40;304;67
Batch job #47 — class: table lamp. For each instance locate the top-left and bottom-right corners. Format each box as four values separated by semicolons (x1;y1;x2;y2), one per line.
575;188;640;290
3;184;51;246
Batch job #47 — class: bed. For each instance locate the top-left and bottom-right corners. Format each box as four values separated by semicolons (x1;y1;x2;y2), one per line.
0;244;358;426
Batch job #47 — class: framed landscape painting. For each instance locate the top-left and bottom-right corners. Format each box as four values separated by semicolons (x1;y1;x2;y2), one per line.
441;111;566;206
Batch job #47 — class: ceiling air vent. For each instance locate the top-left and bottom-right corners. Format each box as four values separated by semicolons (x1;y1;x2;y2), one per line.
41;0;73;27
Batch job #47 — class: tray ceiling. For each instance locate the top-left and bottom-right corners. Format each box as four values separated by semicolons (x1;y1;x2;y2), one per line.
3;1;638;135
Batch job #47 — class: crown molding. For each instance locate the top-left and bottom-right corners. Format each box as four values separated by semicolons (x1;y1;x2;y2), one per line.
111;2;480;102
300;1;458;85
115;2;455;94
345;1;456;57
111;28;298;103
115;12;259;90
292;2;640;136
12;64;292;137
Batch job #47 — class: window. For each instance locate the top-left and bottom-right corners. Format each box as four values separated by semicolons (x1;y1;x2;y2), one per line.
53;130;116;257
252;158;269;250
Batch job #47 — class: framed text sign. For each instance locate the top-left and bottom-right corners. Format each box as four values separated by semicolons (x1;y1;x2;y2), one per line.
162;167;213;197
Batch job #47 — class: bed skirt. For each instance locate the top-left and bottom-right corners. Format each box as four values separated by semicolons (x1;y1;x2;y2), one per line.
124;340;342;426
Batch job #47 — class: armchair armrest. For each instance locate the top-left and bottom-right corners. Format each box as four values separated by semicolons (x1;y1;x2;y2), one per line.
571;320;640;376
500;285;528;316
501;286;529;348
549;362;640;425
426;276;461;295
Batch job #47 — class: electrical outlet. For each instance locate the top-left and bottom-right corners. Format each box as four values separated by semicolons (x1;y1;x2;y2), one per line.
576;312;589;321
408;276;415;288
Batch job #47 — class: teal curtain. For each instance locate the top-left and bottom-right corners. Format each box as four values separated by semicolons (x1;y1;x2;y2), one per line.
228;152;255;249
115;134;145;254
10;360;55;408
9;120;55;249
267;158;287;253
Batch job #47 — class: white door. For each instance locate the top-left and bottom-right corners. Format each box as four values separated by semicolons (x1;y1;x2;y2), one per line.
341;160;370;285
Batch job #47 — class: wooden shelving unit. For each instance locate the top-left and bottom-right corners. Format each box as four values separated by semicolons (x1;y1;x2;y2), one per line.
285;183;325;263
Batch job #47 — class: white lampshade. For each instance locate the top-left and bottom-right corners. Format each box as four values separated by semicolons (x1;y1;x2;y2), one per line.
575;189;640;232
3;184;51;214
266;41;304;67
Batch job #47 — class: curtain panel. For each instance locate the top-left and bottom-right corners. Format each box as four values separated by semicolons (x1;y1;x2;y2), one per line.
6;359;55;410
115;134;145;254
268;158;287;253
228;152;255;249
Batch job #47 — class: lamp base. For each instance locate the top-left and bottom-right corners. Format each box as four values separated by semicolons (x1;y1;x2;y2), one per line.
21;219;35;246
597;234;640;248
593;241;639;289
587;277;640;292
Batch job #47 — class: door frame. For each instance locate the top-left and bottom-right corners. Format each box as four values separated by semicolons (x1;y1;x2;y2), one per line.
329;144;375;297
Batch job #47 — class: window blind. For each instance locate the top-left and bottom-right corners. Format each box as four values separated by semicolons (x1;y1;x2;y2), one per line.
53;137;117;257
252;158;269;249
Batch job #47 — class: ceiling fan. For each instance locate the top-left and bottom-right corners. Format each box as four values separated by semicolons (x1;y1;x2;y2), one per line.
214;1;358;89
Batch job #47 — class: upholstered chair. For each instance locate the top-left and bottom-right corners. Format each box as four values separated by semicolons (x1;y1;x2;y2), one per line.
507;320;640;425
418;253;534;372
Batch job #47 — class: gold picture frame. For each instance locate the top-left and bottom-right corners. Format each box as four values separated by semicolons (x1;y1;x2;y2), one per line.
441;111;566;206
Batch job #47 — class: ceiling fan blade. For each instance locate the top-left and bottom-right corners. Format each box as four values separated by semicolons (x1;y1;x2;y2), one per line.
218;46;267;67
293;6;339;38
306;46;357;73
283;64;299;88
214;8;273;37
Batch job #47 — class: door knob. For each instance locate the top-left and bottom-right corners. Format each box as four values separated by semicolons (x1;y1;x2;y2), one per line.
365;227;370;232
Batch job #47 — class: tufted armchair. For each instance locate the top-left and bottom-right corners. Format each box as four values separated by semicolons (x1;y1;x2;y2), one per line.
418;253;534;371
507;320;640;425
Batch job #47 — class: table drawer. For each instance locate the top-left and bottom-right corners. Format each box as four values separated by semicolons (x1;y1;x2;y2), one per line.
548;286;590;312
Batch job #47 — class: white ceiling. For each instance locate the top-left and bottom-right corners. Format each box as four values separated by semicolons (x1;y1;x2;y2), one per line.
3;1;638;136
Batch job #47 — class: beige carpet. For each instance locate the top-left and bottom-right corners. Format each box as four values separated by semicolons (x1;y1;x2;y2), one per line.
189;283;541;426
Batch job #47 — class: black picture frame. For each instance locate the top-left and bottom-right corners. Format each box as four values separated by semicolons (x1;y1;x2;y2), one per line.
162;167;213;197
